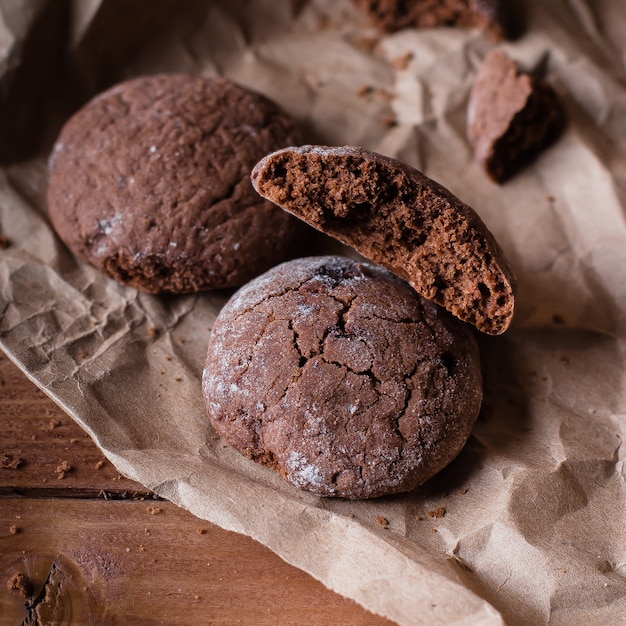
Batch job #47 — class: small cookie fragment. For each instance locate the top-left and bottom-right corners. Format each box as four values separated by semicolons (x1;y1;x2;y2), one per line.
1;454;23;469
353;0;515;41
6;572;32;597
252;145;516;335
203;256;482;499
47;74;303;293
467;50;565;183
428;506;446;518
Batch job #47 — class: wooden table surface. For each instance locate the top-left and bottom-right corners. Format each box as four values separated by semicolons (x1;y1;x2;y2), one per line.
0;351;393;625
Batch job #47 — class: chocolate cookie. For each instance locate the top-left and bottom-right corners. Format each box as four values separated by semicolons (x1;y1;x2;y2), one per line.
47;74;303;293
203;256;482;499
467;50;565;183
353;0;515;41
251;145;516;335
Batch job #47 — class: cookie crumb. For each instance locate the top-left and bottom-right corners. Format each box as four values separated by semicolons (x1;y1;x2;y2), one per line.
416;515;424;522
138;545;146;552
375;88;394;101
459;488;469;495
194;594;201;600
428;506;446;519
148;327;157;338
49;418;62;430
316;13;330;30
380;113;397;128
164;355;172;361
356;84;374;98
94;460;105;470
56;460;72;474
376;515;389;528
1;454;23;469
9;524;18;535
174;376;182;382
197;528;206;535
146;506;163;515
352;35;379;54
55;460;72;480
6;572;32;597
393;52;413;70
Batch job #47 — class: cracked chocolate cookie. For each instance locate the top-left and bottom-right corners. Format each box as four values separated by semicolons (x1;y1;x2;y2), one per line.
251;145;516;335
353;0;515;41
47;74;303;293
467;50;565;183
202;256;482;499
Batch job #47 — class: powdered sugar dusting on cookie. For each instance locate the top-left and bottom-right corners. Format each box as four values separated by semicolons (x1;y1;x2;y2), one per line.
287;451;326;490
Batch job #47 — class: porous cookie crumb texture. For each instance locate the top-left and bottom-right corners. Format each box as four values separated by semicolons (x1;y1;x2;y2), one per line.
202;256;482;499
252;145;516;335
467;49;565;183
353;0;514;41
47;74;303;293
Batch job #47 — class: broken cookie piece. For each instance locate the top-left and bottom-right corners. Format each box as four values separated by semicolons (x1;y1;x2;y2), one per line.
251;145;516;335
203;256;482;499
353;0;516;41
467;49;565;183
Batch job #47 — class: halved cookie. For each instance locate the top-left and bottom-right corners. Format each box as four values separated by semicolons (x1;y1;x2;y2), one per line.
251;145;516;335
352;0;516;41
467;50;565;183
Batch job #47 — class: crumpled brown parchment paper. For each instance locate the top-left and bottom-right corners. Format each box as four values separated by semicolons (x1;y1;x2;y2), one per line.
1;1;626;624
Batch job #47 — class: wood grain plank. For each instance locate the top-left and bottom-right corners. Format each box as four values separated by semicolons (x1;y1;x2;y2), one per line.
0;498;391;625
0;353;394;625
0;351;148;497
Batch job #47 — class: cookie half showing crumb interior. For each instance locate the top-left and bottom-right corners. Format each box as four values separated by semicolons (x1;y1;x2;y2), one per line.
203;256;482;500
352;0;516;41
467;49;565;183
47;74;304;294
251;146;516;335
